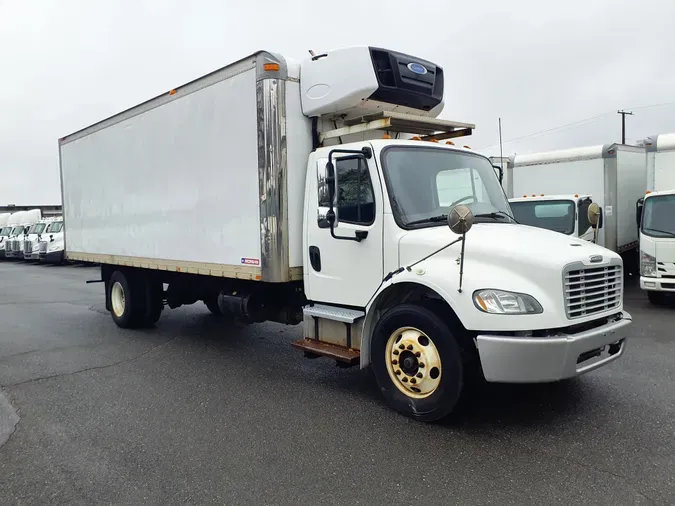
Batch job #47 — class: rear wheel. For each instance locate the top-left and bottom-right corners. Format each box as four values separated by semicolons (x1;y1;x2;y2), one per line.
140;279;164;327
371;304;467;422
109;270;145;328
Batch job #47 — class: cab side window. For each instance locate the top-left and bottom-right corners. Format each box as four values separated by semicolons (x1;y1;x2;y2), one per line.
578;199;592;233
334;157;375;225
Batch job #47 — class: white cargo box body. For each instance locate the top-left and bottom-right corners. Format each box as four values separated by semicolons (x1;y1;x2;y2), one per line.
645;133;675;191
59;51;313;283
507;143;646;253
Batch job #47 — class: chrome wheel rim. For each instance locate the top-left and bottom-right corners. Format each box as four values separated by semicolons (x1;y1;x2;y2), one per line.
385;327;442;399
111;281;126;318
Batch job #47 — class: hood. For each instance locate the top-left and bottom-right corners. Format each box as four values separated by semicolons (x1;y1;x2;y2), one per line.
655;241;675;264
397;223;622;332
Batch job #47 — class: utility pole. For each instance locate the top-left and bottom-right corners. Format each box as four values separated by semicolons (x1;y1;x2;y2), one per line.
617;110;634;144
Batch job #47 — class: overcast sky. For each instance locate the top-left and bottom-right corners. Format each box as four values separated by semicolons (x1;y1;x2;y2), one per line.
1;0;675;205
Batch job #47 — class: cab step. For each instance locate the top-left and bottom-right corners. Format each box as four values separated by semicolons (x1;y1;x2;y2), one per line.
292;339;360;366
303;304;365;323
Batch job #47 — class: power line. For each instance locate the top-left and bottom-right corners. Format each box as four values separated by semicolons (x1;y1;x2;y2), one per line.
477;100;675;150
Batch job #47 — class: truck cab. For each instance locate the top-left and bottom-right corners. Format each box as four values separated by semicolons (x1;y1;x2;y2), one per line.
38;218;65;264
509;194;596;241
636;189;675;304
23;219;51;261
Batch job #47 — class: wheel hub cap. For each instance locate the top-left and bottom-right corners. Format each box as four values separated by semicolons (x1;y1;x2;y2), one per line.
385;327;442;399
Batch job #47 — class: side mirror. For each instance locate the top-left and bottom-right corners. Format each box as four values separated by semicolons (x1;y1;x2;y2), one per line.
636;198;644;228
448;205;474;235
317;161;339;229
49;234;54;242
492;165;504;184
588;203;602;229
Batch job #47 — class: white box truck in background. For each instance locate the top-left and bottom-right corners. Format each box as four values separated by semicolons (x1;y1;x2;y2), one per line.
507;144;646;270
59;46;630;422
636;133;675;304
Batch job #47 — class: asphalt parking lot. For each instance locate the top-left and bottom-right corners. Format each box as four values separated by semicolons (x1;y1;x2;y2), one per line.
0;262;674;505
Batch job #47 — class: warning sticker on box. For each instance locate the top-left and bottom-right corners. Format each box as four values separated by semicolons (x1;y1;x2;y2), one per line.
241;257;260;266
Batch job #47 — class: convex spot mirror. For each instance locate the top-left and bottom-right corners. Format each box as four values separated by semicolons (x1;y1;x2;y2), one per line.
588;202;602;228
448;205;474;235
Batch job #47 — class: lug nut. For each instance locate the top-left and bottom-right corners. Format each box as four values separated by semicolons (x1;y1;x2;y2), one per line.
392;360;398;365
407;345;413;350
415;351;421;357
410;378;417;384
402;377;408;383
419;363;425;368
393;350;399;356
416;373;423;378
395;370;401;375
399;344;404;350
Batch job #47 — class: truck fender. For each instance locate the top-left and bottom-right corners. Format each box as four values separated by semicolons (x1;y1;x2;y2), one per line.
360;277;468;369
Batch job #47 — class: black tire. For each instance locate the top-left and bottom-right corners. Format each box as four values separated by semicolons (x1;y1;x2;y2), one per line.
204;297;223;316
371;304;467;422
648;291;667;306
140;279;163;327
108;270;145;328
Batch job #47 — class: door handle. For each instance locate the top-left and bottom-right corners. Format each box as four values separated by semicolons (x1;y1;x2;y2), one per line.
309;246;321;272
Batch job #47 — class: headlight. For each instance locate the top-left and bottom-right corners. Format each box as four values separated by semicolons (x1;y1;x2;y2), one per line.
640;250;656;277
473;289;543;315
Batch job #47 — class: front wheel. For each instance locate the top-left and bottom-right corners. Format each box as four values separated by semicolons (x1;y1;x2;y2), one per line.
371;304;466;422
648;291;668;306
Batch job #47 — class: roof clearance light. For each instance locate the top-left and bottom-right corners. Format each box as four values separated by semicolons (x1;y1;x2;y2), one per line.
574;194;579;197
412;136;422;141
263;63;280;71
532;194;536;197
446;141;455;145
541;194;544;196
523;195;527;198
169;89;177;95
463;145;471;149
646;190;651;194
429;138;439;143
382;134;392;139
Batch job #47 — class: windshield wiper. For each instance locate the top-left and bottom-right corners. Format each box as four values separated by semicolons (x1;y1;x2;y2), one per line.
406;215;449;227
644;227;675;238
473;211;518;223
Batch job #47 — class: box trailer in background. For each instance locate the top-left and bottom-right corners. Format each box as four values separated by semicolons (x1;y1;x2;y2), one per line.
507;143;646;269
637;133;675;304
509;194;596;242
59;46;631;422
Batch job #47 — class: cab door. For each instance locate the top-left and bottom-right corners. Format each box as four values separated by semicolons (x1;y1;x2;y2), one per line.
304;143;384;307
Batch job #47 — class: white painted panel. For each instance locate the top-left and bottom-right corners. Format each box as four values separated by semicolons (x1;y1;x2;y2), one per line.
285;81;313;268
655;151;675;191
61;69;261;266
616;149;647;249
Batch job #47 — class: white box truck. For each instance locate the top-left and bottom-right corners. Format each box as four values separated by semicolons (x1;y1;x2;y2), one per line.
636;133;675;304
506;144;646;270
59;46;631;421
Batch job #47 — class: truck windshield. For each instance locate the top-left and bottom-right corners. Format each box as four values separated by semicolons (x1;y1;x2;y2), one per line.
381;146;514;228
642;194;675;238
31;223;46;235
11;226;25;236
510;200;576;235
46;221;63;233
0;227;10;236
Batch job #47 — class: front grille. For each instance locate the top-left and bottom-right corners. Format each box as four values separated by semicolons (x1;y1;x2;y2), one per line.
564;264;622;319
39;241;48;253
7;240;15;252
23;240;32;254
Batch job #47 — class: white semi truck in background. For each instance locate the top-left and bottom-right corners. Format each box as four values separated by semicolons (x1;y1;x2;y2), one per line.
38;217;65;264
4;210;42;259
507;144;646;271
59;46;630;421
637;133;675;305
0;213;11;258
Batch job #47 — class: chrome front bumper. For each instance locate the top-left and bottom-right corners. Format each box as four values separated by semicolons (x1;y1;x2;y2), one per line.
476;311;631;383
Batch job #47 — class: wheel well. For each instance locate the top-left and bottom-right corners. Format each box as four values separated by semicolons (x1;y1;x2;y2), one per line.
361;282;468;368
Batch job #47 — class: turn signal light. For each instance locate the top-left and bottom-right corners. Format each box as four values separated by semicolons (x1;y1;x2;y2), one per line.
263;63;280;71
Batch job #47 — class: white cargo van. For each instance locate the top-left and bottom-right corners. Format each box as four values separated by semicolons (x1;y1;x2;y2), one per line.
636;133;675;304
507;144;646;271
59;46;630;421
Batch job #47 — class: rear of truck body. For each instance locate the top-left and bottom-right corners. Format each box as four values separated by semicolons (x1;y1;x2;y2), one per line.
507;144;645;263
637;133;675;303
59;46;631;422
